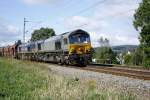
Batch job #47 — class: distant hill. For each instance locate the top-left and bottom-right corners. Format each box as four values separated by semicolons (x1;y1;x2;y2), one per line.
94;45;138;54
111;45;138;54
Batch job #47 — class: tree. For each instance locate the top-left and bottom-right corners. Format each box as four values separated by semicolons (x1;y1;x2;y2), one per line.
123;53;132;65
98;37;110;47
133;0;150;68
31;27;55;41
96;47;117;64
131;47;144;66
95;37;117;64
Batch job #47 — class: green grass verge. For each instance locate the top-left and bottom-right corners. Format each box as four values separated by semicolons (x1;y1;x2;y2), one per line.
0;57;137;100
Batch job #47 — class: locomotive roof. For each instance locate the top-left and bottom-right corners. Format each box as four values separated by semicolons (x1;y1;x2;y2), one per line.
45;29;88;42
61;29;88;36
45;35;61;42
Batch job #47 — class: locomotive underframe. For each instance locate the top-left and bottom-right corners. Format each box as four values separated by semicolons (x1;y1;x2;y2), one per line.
17;50;91;66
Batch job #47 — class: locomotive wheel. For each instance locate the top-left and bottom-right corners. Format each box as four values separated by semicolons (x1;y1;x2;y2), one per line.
59;60;64;65
65;59;69;65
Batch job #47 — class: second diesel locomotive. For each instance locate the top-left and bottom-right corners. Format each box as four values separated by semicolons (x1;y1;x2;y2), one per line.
17;29;92;66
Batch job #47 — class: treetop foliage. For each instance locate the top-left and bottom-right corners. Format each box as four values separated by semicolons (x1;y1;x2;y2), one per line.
93;37;117;64
98;37;110;47
134;0;150;31
31;27;55;41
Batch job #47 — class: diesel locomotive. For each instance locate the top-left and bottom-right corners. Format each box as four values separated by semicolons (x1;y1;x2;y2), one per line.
0;29;92;66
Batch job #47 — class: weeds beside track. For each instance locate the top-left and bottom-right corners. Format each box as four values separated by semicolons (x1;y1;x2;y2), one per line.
0;57;137;100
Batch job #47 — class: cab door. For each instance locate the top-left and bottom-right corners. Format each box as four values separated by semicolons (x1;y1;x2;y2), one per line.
62;38;68;51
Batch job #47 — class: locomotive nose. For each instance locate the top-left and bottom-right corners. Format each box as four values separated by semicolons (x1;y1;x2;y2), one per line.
69;43;91;54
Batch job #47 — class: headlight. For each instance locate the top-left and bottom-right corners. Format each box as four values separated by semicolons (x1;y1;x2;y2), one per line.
70;48;76;53
78;48;81;51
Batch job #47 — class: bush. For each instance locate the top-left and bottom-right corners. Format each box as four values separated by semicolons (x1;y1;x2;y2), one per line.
95;47;117;64
143;58;150;68
124;54;132;65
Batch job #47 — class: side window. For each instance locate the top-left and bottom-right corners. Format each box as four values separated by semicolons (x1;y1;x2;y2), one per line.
64;38;68;45
55;41;61;50
27;47;30;52
38;43;41;50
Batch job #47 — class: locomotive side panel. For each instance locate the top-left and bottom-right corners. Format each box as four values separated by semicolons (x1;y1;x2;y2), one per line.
42;36;62;52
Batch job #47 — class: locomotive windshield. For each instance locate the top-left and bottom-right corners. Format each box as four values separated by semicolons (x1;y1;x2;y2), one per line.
69;33;90;44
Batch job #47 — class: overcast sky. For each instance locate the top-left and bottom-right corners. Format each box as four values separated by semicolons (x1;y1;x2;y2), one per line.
0;0;141;47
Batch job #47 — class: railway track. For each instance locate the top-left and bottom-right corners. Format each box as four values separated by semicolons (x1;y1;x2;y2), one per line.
57;63;150;80
79;65;150;80
32;61;150;80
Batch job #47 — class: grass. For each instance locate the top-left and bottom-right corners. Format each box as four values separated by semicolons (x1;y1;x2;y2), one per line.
0;57;137;100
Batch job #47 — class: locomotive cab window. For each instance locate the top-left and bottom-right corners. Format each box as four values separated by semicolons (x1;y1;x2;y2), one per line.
63;38;68;45
69;32;90;44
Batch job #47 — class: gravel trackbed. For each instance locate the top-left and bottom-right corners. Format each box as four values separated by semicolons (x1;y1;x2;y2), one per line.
48;64;150;100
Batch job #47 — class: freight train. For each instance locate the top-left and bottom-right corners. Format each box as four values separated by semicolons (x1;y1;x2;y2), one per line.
0;29;92;66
